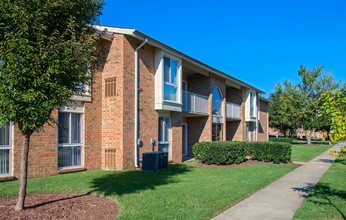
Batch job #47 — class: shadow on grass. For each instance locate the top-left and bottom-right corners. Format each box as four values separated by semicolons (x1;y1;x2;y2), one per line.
294;158;346;219
91;163;192;197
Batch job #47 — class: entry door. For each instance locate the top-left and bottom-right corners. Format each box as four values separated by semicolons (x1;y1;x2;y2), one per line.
182;124;188;156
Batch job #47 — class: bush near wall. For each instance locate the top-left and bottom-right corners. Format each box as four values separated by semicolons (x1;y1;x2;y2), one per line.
192;141;291;165
269;137;293;144
192;141;247;165
246;142;291;163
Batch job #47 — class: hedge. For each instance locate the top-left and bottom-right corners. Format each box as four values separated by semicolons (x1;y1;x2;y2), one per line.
269;137;293;144
246;142;291;163
192;141;291;165
192;141;247;165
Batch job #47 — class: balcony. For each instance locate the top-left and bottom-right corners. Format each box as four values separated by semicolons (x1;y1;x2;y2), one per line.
226;102;241;120
182;91;208;115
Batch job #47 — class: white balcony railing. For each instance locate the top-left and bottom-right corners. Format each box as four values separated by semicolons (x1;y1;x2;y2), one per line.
183;91;208;114
226;102;241;119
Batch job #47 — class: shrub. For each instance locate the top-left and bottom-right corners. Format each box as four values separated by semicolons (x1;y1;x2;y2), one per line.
192;141;247;165
269;137;293;144
246;142;291;163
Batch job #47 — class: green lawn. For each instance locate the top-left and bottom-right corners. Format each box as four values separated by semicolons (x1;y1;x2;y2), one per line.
293;157;346;220
291;144;331;162
0;163;296;220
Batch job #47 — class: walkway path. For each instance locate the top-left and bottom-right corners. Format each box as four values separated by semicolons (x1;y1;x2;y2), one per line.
212;143;343;220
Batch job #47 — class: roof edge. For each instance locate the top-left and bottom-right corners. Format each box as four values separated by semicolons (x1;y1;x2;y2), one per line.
93;25;265;94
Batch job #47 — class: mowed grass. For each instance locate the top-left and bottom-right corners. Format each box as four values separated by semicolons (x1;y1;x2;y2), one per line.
0;163;296;220
291;144;331;162
294;157;346;220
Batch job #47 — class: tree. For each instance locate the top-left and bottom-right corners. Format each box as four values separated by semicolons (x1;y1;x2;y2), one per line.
269;81;300;136
0;0;104;211
296;65;340;144
320;88;346;142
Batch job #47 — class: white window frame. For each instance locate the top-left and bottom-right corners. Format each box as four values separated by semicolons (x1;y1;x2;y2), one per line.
250;91;256;117
158;117;171;154
0;124;12;176
162;54;181;103
58;106;84;169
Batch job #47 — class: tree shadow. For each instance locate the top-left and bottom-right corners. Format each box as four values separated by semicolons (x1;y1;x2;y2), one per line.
307;183;346;219
292;182;316;196
26;192;93;209
315;158;334;164
91;164;192;197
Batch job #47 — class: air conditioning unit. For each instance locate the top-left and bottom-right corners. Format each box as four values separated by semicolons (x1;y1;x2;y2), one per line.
142;152;168;172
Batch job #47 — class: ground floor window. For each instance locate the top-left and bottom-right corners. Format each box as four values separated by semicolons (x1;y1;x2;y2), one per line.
246;122;256;142
158;117;171;153
212;123;223;141
58;112;83;168
0;125;11;175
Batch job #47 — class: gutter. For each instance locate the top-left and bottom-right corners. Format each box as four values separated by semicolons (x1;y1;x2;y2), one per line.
134;38;148;168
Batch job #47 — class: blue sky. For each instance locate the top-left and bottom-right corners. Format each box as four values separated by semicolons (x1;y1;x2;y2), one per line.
100;0;346;97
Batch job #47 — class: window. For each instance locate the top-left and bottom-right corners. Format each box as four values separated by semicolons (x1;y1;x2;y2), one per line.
212;87;222;116
212;123;223;141
158;117;171;153
250;92;255;117
105;77;116;97
58;112;83;168
74;81;91;96
0;125;11;175
212;87;223;141
163;57;178;101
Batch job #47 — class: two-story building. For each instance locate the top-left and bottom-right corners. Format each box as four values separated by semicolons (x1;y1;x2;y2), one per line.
0;25;269;179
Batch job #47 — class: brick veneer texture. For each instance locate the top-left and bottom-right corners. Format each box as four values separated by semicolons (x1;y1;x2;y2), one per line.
258;99;269;141
6;33;269;180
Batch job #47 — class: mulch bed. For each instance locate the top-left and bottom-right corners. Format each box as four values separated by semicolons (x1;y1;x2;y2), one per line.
188;159;290;168
0;193;118;220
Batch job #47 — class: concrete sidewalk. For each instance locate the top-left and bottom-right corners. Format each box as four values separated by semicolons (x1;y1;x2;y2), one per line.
212;144;343;220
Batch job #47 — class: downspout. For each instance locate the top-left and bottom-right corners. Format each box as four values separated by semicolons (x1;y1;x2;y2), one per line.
134;38;148;168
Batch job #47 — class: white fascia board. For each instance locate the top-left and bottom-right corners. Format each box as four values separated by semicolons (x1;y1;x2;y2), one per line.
94;25;265;94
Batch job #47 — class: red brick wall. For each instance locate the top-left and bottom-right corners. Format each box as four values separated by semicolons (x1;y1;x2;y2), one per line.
258;100;269;141
225;86;244;141
12;115;58;178
122;36;159;168
171;112;183;162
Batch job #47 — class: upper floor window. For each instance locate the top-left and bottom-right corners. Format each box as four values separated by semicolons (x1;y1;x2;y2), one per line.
163;57;178;101
212;87;223;116
0;125;11;175
250;92;256;117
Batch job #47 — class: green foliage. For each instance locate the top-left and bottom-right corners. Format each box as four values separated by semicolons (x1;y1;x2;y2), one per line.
296;65;341;143
269;65;342;144
0;0;104;133
269;137;293;144
320;89;346;142
269;81;300;135
192;141;247;165
193;141;291;165
246;142;291;163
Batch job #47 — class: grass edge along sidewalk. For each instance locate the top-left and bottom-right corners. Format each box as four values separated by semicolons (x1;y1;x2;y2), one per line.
0;163;296;220
293;156;346;220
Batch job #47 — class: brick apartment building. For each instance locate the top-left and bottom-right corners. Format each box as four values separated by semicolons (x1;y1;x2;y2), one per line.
0;25;269;180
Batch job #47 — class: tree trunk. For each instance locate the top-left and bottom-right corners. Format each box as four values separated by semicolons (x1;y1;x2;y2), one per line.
306;130;312;145
15;132;32;211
